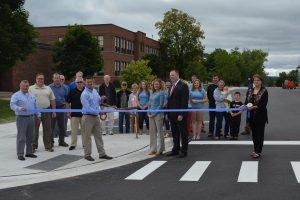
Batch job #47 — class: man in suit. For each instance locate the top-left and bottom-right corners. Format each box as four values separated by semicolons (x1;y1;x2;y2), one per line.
166;70;190;158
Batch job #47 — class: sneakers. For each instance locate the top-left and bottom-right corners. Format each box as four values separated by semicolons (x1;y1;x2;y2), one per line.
225;135;231;139
85;156;95;161
252;153;261;158
214;136;220;140
208;133;213;137
251;152;261;158
99;155;113;160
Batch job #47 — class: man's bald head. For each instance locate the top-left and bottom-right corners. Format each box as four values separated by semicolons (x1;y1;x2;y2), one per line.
104;75;111;84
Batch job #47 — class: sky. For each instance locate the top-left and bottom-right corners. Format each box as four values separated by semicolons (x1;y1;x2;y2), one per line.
24;0;300;76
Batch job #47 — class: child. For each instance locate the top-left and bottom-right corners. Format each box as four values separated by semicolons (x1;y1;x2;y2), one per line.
229;91;243;140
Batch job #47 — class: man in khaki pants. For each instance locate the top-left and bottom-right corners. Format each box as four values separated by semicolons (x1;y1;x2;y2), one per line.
80;76;113;161
67;77;84;150
29;73;56;152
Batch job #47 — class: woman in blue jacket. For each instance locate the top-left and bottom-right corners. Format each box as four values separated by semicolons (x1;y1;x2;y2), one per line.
148;79;165;156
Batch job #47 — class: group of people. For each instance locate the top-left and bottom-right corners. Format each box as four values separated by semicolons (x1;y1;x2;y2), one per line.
10;72;112;161
10;69;268;161
206;74;268;158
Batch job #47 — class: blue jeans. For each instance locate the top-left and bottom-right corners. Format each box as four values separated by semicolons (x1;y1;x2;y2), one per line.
215;112;226;137
209;103;216;133
119;113;130;133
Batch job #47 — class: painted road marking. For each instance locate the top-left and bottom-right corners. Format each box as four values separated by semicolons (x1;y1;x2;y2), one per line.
190;141;300;145
125;161;166;180
238;161;258;182
179;161;211;181
291;162;300;183
126;160;300;184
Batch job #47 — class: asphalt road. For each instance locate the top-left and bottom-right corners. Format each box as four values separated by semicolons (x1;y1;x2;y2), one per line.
1;87;300;200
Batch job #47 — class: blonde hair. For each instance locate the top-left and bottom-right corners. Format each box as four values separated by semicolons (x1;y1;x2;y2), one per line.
191;79;202;91
253;74;263;81
137;80;150;100
151;79;163;93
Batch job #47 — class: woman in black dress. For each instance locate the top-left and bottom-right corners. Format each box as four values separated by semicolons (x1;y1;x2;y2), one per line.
245;74;268;158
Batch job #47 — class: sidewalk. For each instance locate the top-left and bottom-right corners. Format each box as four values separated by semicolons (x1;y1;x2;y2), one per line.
0;121;172;189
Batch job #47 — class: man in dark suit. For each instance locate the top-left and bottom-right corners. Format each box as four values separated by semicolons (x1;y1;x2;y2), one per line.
166;70;190;158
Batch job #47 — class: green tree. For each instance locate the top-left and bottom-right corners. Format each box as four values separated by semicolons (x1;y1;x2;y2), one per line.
213;49;241;85
205;48;268;85
0;0;37;72
120;59;156;86
287;70;299;82
183;60;208;82
239;49;268;81
53;25;103;79
142;54;168;79
276;72;288;87
155;9;205;75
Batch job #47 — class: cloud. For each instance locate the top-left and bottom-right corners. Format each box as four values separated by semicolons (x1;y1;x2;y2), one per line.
24;0;300;70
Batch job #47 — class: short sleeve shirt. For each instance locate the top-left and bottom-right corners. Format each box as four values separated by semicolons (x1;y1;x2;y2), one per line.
29;84;55;108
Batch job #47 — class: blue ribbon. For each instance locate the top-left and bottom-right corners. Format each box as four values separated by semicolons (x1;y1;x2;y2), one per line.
27;108;247;113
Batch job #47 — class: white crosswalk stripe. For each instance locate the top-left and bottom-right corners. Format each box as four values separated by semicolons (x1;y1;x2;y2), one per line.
125;161;166;180
126;160;299;183
237;161;258;182
291;162;300;183
179;161;211;181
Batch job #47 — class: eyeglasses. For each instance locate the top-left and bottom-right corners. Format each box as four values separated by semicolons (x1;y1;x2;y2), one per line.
76;81;83;83
122;84;127;86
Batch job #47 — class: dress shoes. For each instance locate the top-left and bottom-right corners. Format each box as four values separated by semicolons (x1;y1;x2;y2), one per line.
25;154;37;158
241;131;250;135
148;151;156;155
155;152;163;156
176;152;187;158
69;146;75;150
18;156;25;161
166;152;179;157
45;148;54;152
99;155;113;160
59;142;69;147
85;156;95;161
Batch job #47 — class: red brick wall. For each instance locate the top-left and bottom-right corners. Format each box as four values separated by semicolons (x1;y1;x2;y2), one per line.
0;24;160;92
0;48;56;91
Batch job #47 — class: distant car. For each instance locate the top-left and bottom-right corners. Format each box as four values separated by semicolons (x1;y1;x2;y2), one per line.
282;80;296;89
287;81;296;89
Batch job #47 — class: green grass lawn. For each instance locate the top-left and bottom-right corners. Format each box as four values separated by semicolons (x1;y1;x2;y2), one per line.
0;100;15;123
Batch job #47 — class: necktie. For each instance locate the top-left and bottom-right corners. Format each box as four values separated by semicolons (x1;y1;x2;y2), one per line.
170;84;175;95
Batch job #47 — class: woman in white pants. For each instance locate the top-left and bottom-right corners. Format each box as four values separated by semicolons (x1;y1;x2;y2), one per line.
148;79;165;156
